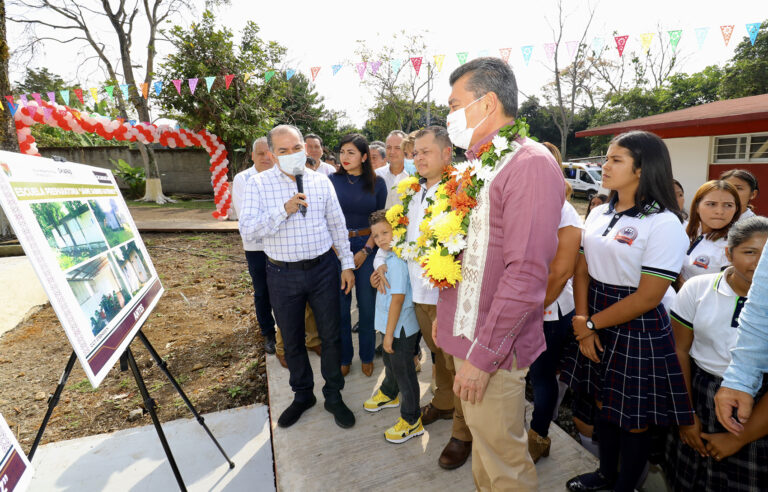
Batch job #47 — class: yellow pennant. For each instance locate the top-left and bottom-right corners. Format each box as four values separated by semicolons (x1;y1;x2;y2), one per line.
89;88;99;103
640;33;655;54
433;54;445;72
243;72;252;82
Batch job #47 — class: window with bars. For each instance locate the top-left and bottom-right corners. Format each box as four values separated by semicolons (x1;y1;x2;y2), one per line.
713;134;768;163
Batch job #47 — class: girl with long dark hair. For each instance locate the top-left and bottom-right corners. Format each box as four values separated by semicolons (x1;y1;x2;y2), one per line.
562;131;694;492
329;133;387;377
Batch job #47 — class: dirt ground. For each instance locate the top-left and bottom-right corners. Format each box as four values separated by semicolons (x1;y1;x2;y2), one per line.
0;232;269;447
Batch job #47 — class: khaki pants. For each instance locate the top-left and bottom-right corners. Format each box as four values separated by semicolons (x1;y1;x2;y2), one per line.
455;357;537;492
275;303;321;356
413;303;471;442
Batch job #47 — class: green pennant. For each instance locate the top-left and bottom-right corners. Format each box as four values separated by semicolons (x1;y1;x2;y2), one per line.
456;52;469;65
265;70;276;83
668;30;682;51
105;85;115;99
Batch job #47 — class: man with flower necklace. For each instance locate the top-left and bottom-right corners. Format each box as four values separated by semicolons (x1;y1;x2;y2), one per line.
434;58;564;490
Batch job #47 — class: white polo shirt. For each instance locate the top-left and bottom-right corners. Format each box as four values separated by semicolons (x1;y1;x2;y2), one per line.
671;272;747;377
311;161;336;176
232;166;263;251
543;201;582;321
375;163;410;209
582;200;687;287
680;235;730;281
738;208;756;222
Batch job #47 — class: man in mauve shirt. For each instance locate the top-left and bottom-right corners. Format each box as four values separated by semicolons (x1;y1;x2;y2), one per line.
435;58;563;490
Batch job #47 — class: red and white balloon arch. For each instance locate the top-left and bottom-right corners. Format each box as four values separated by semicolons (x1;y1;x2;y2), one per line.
13;100;231;219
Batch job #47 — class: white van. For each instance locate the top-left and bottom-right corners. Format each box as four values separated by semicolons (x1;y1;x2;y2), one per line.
562;162;609;198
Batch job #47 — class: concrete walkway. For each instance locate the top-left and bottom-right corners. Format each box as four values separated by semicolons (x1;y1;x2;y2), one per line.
28;404;274;491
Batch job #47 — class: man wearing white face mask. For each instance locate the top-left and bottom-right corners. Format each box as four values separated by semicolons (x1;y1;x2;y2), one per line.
434;58;564;490
240;124;357;430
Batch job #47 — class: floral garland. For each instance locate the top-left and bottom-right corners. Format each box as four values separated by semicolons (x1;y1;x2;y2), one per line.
386;118;533;289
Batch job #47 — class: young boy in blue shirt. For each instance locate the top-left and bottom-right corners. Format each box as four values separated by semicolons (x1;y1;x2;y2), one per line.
363;210;423;443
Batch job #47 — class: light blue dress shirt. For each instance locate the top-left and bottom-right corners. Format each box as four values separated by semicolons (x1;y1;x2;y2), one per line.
375;251;420;338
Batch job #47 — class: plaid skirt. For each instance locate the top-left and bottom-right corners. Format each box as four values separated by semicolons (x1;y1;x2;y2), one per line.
560;279;694;431
664;362;768;492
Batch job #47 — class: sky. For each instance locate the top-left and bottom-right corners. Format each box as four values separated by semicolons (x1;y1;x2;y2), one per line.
7;0;768;127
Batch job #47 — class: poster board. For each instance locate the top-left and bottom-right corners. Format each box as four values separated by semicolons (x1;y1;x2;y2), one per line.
0;414;33;492
0;151;163;387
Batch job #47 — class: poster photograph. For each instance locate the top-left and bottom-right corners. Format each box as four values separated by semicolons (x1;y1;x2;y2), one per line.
0;151;164;387
0;414;33;492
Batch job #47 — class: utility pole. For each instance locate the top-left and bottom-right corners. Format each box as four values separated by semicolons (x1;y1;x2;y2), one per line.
426;62;432;126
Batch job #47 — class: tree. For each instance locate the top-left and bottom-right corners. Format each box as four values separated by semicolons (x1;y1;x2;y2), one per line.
9;0;197;204
719;20;768;99
362;98;448;143
0;0;17;236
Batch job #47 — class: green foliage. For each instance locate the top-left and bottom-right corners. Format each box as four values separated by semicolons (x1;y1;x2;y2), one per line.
518;97;593;159
110;158;146;199
362;99;448;142
719;20;768;99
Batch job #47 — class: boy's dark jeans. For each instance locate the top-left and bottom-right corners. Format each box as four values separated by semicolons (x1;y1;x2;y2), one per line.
380;331;421;425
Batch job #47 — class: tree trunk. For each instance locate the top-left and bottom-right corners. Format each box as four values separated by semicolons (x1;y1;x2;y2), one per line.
0;0;18;235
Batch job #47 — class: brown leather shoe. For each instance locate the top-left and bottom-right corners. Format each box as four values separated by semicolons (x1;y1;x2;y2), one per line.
420;403;453;426
276;353;288;369
341;364;350;377
308;344;322;356
438;437;472;470
361;361;374;377
528;428;551;463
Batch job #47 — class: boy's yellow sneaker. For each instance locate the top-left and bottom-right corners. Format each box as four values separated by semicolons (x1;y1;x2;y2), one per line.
363;390;399;412
385;417;424;443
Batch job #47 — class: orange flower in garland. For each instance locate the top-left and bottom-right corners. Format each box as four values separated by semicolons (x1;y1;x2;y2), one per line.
476;141;493;156
449;191;477;214
444;178;459;196
398;216;409;226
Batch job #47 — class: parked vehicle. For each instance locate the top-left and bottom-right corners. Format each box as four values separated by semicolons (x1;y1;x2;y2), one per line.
562;162;609;198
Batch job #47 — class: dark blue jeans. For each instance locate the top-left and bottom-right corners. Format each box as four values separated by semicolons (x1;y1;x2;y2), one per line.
266;249;345;403
245;250;275;338
339;235;376;365
529;310;574;437
380;331;421;425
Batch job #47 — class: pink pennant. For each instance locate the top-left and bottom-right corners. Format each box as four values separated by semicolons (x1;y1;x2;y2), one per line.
566;41;579;57
499;48;512;63
74;88;84;105
370;60;382;75
614;35;629;57
4;95;14;107
356;62;367;80
720;25;735;46
31;93;43;105
172;79;182;94
410;57;423;76
47;91;56;103
43;107;53;120
310;66;321;81
19;95;28;105
225;74;236;89
188;78;198;94
544;43;557;61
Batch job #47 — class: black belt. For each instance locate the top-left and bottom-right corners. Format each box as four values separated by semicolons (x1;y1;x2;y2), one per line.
267;249;331;270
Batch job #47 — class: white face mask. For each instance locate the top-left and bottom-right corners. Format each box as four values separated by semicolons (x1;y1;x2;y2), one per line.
404;158;414;168
446;95;488;149
277;150;306;176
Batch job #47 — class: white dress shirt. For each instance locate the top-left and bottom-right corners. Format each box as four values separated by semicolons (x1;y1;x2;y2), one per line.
375;163;410;209
232;166;263;251
239;166;354;270
312;161;336;176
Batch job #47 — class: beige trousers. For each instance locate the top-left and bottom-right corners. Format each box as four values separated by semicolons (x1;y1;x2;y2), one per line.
275;303;321;356
454;357;537;492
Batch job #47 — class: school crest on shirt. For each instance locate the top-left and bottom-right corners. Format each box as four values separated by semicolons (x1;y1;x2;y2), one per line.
614;226;638;246
693;255;710;269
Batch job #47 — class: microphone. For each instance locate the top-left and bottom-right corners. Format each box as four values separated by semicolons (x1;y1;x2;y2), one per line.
295;173;307;216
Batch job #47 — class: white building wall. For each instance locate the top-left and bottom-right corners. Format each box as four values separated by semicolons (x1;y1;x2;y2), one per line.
663;136;711;211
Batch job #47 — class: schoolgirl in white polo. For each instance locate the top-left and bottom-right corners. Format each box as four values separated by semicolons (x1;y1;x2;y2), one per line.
666;216;768;491
679;180;740;284
562;131;694;492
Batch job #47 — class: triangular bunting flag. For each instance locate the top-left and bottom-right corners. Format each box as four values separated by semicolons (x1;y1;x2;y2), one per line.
74;88;84;105
265;70;276;82
59;90;70;105
243;72;252;83
153;81;163;96
433;55;445;72
370;60;382;75
31;93;42;105
640;33;655;54
592;37;605;54
172;79;182;94
695;27;709;49
390;59;401;72
668;30;682;51
225;74;236;89
188;78;198;94
478;49;489;58
205;76;215;91
499;48;512;63
544;43;556;61
410;57;423;76
128;119;136;126
19;95;27;106
310;67;321;81
5;99;17;116
720;25;735;46
746;22;761;46
43;107;53;120
521;46;534;66
356;62;367;80
332;64;343;75
286;69;296;80
89;88;99;103
140;83;149;98
614;35;629;57
119;84;130;101
456;52;468;65
47;91;56;103
105;86;114;100
566;41;579;57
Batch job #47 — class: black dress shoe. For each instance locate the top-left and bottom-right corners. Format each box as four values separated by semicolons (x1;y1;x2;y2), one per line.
277;395;316;428
324;399;355;428
565;470;615;491
264;335;276;355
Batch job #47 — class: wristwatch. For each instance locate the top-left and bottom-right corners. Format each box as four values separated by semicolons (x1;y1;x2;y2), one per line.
586;316;596;331
363;246;373;256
